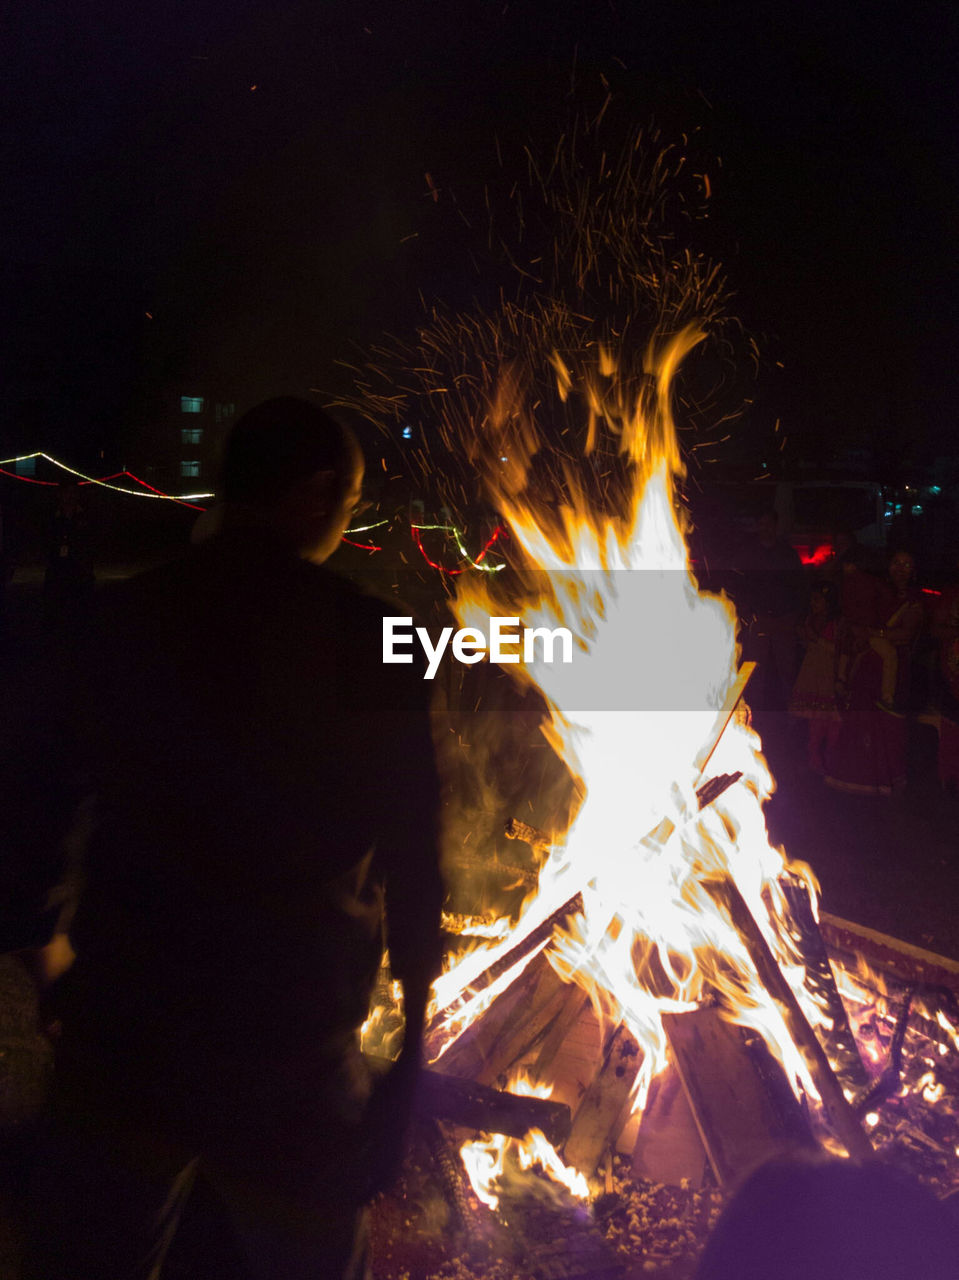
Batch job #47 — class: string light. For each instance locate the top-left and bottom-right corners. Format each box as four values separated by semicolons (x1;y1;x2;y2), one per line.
2;453;507;573
74;469;207;510
0;465;58;487
341;538;383;552
411;523;506;573
411;524;467;575
0;453;213;507
344;519;389;534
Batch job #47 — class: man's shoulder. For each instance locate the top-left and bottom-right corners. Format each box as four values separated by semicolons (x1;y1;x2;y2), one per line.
95;556;191;619
305;565;416;629
310;569;433;693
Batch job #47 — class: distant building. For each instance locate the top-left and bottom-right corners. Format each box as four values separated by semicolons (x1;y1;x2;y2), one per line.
125;390;239;496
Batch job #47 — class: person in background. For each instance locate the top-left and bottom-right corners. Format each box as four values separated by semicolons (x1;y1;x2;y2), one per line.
873;549;925;714
788;583;840;772
825;548;923;794
927;554;959;788
833;543;882;698
740;509;806;711
29;397;444;1280
694;1154;957;1280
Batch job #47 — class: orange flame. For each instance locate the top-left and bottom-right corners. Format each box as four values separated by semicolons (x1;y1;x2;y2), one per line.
432;327;830;1155
459;1073;590;1210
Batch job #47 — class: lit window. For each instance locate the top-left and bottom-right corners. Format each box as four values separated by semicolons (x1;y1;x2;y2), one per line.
15;457;36;477
180;460;201;478
180;396;204;414
181;427;203;445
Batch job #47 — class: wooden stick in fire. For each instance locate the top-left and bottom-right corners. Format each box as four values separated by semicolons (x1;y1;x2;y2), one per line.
428;783;745;1045
693;659;757;780
701;872;874;1161
367;1054;572;1144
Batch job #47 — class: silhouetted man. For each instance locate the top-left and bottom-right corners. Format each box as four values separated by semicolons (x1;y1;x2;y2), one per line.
32;398;443;1279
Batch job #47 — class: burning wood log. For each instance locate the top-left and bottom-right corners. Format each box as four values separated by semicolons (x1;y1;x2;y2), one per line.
702;873;875;1160
367;1051;571;1143
471;963;574;1088
631;1066;708;1188
417;1070;572;1147
431;952;548;1078
694;660;756;776
504;816;552;853
563;1023;643;1176
662;1005;817;1186
819;912;959;996
423;1117;487;1245
425;898;585;1053
529;990;592;1085
437;956;573;1087
780;874;869;1092
427;768;748;1050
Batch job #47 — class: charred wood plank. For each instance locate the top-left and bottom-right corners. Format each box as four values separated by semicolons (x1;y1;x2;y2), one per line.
471;960;573;1088
563;1023;642;1177
504;816;552;853
779;874;869;1092
819;912;959;996
662;1006;816;1186
423;1117;485;1243
703;874;874;1160
631;1066;708;1189
428;951;550;1078
367;1046;572;1144
415;1071;572;1146
425;899;584;1049
529;990;593;1086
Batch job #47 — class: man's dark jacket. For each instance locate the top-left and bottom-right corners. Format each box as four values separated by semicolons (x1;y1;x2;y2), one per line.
55;529;443;1175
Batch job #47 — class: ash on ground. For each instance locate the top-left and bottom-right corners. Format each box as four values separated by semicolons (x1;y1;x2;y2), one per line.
371;1138;724;1280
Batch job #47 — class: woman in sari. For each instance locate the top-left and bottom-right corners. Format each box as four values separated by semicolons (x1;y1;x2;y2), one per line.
824;550;924;795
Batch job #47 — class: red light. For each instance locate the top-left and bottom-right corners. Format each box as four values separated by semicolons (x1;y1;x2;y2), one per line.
795;542;834;567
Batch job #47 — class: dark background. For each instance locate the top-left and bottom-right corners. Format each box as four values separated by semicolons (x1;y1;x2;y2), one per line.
4;0;958;475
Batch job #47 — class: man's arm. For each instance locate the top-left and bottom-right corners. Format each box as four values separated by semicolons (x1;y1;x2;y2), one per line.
361;646;444;1195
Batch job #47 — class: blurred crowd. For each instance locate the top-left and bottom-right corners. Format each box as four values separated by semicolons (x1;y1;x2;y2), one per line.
733;510;959;796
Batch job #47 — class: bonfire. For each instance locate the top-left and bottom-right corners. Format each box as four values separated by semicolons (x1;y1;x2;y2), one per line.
345;116;959;1278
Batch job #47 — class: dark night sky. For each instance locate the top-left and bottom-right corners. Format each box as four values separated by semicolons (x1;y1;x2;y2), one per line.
4;0;958;472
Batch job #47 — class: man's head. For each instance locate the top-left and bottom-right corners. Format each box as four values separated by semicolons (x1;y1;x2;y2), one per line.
219;397;363;563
